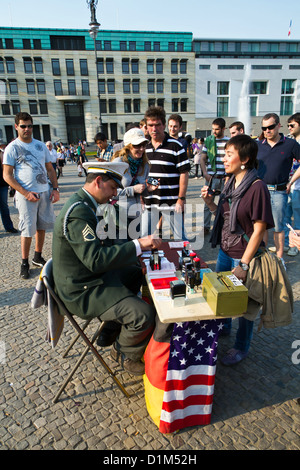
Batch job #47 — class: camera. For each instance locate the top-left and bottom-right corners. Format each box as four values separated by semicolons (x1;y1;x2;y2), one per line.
147;177;159;186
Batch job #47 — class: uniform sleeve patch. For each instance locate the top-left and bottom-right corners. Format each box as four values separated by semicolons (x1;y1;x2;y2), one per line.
82;224;96;241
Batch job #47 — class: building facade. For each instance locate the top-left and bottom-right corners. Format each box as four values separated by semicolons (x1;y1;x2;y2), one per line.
0;27;195;145
193;38;300;137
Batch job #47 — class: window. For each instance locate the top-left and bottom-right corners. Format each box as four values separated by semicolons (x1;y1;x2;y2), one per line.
8;79;18;94
124;99;131;113
66;59;74;76
23;57;33;74
132;79;140;93
5;39;14;49
129;41;136;51
172;79;178;93
180;59;187;74
147;59;154;74
153;42;160;51
106;58;114;74
80;59;88;76
36;79;46;94
171;59;178;74
148;98;156;107
97;58;104;74
11;100;20;114
52;59;60;76
217;97;228;117
26;79;35;94
81;80;90;96
2;100;10;115
249;81;267;94
281;79;295;94
109;99;116;113
39;100;48;114
98;79;105;94
120;41;127;51
68;80;76;95
123;79;131;94
29;99;38;115
33;39;41;50
180;79;188;93
156;59;163;74
50;36;85;50
177;42;184;52
144;41;151;51
23;39;31;49
54;80;63;96
34;57;43;74
131;59;139;74
156;79;164;93
168;42;175;52
217;81;229;95
157;98;164;108
104;41;111;51
95;40;102;51
107;79;115;94
181;98;188;112
122;59;130;74
100;99;107;114
250;96;257;117
0;59;4;73
280;96;293;115
172;98;179;112
133;99;140;113
148;79;155;93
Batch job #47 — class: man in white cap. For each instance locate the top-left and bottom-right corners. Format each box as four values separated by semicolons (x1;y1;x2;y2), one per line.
52;161;161;376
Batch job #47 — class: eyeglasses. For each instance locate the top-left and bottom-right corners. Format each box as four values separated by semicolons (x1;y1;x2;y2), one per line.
19;125;33;129
288;124;296;128
261;124;277;131
132;142;146;149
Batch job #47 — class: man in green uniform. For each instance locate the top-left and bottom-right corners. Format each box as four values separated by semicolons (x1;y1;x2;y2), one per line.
52;161;162;375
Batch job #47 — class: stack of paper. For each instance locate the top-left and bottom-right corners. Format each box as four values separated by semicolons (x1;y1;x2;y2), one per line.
144;257;176;279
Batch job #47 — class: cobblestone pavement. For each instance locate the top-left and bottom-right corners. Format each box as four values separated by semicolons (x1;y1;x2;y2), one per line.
0;159;299;451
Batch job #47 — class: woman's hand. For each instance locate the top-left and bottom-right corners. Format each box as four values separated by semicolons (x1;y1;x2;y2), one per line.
133;184;146;194
232;265;248;283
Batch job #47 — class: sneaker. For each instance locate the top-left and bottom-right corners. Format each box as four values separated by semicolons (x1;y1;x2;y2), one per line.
20;263;30;279
287;246;298;257
221;348;248;366
32;255;46;267
110;343;145;376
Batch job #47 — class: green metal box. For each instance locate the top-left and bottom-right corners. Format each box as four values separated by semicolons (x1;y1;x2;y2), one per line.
202;271;248;317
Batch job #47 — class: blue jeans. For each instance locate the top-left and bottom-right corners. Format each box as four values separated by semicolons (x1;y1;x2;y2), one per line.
0;186;14;231
216;248;254;353
284;188;300;246
268;189;288;233
141;207;189;241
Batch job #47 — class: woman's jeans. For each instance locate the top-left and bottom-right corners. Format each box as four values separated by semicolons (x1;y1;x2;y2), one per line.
216;248;254;353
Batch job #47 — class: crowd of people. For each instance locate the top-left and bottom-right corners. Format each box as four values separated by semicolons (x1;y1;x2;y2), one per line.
1;107;299;373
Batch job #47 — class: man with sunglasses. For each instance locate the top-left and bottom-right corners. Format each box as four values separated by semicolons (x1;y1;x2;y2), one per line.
257;113;300;264
3;112;59;279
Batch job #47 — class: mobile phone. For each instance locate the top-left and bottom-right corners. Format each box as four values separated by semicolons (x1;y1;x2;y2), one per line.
286;223;299;236
147;177;159;186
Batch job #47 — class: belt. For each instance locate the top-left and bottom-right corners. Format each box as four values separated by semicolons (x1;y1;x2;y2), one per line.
267;183;287;191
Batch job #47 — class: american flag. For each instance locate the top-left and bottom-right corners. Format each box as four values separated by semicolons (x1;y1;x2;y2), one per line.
159;319;224;433
288;19;292;37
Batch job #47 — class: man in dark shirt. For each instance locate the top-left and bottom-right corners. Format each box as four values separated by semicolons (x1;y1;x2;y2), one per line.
257;113;300;261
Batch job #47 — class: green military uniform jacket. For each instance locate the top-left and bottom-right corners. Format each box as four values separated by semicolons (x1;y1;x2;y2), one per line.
52;188;140;319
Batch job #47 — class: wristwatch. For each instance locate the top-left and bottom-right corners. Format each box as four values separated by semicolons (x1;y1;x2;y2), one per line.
239;261;249;271
178;197;186;201
52;188;59;192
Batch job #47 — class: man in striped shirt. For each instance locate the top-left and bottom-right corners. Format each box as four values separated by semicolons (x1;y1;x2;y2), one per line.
141;106;190;240
200;118;229;234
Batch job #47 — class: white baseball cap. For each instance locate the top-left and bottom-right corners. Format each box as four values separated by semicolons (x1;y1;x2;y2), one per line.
123;128;148;147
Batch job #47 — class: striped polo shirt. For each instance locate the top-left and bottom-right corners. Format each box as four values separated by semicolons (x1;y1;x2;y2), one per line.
203;136;229;176
144;133;190;210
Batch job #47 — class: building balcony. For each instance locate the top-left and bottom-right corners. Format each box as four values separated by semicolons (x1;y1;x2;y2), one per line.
55;91;90;101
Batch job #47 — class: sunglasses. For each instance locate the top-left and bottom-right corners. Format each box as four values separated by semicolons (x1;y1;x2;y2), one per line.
19;124;33;129
261;124;277;131
132;142;146;149
288;124;296;128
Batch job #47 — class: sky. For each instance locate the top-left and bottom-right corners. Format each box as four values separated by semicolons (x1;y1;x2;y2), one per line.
1;0;300;40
